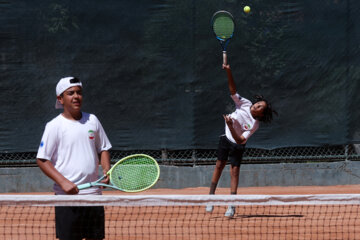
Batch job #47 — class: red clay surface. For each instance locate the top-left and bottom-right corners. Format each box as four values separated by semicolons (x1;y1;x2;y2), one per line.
1;185;360;239
2;184;360;195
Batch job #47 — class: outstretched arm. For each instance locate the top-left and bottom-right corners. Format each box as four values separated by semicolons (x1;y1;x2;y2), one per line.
36;158;79;194
223;64;237;95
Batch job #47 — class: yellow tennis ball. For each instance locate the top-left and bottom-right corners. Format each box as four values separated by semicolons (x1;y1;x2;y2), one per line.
244;6;251;13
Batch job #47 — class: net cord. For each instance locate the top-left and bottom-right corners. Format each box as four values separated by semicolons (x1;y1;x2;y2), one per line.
0;194;359;207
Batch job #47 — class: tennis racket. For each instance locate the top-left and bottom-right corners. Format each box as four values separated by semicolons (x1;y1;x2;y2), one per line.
78;154;160;192
211;10;235;65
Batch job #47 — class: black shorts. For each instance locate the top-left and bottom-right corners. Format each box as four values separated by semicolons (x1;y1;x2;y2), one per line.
217;135;246;167
55;206;105;240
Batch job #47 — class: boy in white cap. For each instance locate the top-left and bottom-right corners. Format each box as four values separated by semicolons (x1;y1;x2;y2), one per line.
36;76;112;240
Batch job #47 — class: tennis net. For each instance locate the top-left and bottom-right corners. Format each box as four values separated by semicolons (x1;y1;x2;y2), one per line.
1;194;360;239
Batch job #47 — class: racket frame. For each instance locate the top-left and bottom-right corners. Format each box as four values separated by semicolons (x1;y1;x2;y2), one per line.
211;10;235;65
77;154;160;192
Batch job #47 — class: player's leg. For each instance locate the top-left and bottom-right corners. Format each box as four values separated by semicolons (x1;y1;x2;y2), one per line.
207;160;227;213
225;143;245;217
228;143;245;194
82;206;105;240
230;164;240;194
206;135;230;213
55;206;104;240
224;164;240;217
209;135;230;195
55;206;83;240
209;159;227;194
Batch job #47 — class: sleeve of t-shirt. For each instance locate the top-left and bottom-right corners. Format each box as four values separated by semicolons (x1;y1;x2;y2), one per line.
231;93;252;108
94;116;112;153
242;122;259;140
36;122;58;161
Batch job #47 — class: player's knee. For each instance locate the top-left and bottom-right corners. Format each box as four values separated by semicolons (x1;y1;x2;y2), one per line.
215;161;226;170
230;166;240;177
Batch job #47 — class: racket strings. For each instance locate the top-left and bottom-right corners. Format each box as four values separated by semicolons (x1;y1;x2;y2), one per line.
213;14;234;40
110;157;159;191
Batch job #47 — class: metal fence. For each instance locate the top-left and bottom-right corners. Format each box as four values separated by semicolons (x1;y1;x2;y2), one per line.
1;144;360;167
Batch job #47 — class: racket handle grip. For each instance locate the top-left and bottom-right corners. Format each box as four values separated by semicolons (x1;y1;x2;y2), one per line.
77;183;92;190
223;51;227;65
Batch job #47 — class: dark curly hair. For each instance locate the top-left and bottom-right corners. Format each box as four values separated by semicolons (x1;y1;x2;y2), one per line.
253;95;278;123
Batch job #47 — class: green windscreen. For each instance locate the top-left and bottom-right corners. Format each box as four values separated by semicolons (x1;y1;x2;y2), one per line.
1;1;360;152
212;12;234;40
110;155;159;192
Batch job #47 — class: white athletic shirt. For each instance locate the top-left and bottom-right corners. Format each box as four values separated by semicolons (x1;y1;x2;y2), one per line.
36;112;112;195
225;93;259;144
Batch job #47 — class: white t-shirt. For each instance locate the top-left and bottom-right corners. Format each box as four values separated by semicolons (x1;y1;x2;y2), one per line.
225;93;259;144
37;112;112;195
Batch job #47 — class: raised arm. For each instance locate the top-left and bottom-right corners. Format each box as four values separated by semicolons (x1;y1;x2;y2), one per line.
223;64;237;95
36;158;79;194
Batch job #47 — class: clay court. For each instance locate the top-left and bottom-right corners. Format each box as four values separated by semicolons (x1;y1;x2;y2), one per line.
1;185;360;239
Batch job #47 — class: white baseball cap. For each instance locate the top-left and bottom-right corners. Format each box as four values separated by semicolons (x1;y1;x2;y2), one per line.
55;77;82;109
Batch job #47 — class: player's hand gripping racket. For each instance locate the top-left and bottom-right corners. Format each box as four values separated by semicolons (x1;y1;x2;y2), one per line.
211;10;235;65
78;154;160;192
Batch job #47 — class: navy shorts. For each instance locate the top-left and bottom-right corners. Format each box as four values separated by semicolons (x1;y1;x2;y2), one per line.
217;135;246;167
55;206;105;240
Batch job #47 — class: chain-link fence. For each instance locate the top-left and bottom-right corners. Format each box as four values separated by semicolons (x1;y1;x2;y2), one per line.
1;145;360;167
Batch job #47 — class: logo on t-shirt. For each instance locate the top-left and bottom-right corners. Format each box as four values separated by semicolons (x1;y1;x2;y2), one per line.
40;141;44;147
243;123;251;130
88;130;95;140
